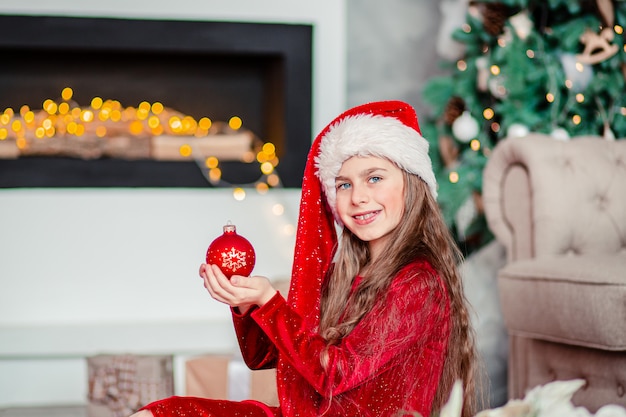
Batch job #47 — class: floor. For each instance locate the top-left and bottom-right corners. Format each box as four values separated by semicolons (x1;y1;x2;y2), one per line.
0;405;87;417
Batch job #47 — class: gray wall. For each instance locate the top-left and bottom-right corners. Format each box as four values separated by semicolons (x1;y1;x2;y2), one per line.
346;0;443;119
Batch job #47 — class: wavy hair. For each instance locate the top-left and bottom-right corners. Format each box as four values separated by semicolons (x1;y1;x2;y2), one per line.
319;171;480;417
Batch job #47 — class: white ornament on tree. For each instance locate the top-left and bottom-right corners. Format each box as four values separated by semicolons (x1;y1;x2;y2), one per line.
509;9;533;41
550;127;570;141
452;111;480;143
560;53;594;91
488;75;508;99
437;0;469;61
507;123;530;138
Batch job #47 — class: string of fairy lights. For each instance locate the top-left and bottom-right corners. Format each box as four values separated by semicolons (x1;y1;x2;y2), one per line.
443;18;626;185
0;87;283;196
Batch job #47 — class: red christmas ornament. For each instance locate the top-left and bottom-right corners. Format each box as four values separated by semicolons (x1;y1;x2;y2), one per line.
206;222;256;278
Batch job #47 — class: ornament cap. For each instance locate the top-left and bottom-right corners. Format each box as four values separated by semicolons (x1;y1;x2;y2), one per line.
223;221;236;234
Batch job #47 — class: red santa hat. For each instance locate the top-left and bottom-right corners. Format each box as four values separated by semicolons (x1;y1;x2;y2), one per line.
288;100;437;325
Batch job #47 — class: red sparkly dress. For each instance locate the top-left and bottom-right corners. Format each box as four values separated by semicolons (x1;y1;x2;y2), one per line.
141;259;450;417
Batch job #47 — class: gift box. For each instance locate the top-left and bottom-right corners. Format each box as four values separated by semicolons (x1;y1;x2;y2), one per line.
86;354;174;417
185;354;279;406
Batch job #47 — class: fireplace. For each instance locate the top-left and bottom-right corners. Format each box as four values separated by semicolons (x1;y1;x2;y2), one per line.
0;14;312;188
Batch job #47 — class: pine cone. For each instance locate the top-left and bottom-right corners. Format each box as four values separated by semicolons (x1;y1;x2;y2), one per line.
482;2;509;36
443;97;466;125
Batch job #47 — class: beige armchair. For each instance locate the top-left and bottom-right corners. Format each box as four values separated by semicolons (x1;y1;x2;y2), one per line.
482;134;626;412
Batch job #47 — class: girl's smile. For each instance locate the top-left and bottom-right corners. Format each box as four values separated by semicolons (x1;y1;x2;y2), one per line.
352;210;380;224
335;155;405;260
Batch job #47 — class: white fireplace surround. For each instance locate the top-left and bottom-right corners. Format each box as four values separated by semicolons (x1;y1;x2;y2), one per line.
0;0;346;408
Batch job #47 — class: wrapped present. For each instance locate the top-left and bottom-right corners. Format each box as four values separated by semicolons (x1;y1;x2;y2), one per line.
185;354;279;407
87;354;174;417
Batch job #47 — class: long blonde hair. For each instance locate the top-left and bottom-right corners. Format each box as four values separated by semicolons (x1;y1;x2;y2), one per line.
319;171;479;417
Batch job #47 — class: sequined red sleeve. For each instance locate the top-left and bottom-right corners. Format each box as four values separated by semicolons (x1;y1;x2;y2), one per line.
250;260;450;397
232;302;280;370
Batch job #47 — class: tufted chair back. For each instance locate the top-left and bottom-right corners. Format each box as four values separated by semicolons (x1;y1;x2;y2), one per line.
483;135;626;262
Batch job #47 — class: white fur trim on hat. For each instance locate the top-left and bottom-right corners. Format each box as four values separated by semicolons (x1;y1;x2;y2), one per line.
314;113;437;222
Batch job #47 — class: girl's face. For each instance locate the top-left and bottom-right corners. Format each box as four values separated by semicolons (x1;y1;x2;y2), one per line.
335;155;405;260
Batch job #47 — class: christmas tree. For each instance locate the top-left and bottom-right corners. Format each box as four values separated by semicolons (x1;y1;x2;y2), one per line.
422;0;626;255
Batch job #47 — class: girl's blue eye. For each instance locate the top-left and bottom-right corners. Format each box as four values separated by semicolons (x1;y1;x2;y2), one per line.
336;182;351;190
369;176;382;183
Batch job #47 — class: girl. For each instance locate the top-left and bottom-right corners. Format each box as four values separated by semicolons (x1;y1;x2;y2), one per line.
132;100;479;417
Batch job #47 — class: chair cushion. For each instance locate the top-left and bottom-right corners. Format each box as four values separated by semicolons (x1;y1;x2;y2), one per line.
498;254;626;350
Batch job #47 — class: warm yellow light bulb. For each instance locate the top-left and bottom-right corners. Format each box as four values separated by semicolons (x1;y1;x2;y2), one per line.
262;142;276;154
198;117;212;130
58;102;70;115
96;126;107;137
470;139;481;151
267;174;280;187
209;168;222;182
0;128;7;140
483;108;494;120
148;116;160;129
490;65;500;75
205;156;219;169
91;97;103;110
136;108;149;120
129;120;144;135
256;151;268;163
11;120;22;132
67;122;78;135
449;171;460;184
572;115;582;125
151;102;164;114
75;124;85;136
576;93;585;103
138;101;151;112
24;111;35;124
272;204;285;216
43;99;56;114
233;187;246;201
169;116;183;133
546;93;555;103
81;110;94;123
229;116;243;130
179;144;192;157
256;183;269;194
261;161;274;175
61;87;73;101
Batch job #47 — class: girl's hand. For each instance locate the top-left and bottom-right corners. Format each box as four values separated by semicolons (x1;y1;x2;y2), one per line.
199;263;277;313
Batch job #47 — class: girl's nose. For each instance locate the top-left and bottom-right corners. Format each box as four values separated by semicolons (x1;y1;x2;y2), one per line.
351;184;369;205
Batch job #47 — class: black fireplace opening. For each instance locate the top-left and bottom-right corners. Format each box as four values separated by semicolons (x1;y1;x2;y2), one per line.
0;15;313;188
